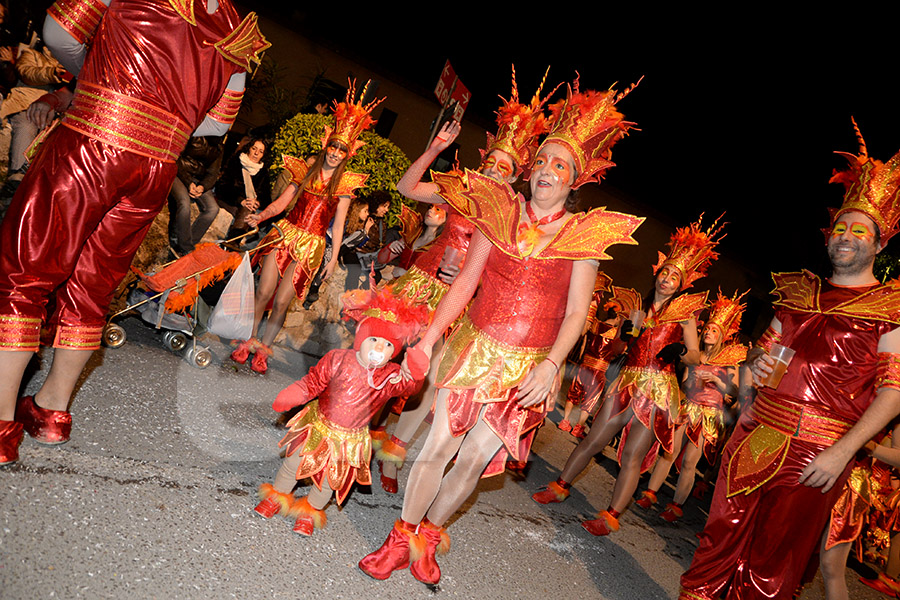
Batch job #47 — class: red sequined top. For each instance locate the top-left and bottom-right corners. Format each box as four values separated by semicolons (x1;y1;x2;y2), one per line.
276;349;421;428
412;206;475;277
285;186;339;237
79;0;242;130
467;249;573;348
684;364;730;409
772;280;898;422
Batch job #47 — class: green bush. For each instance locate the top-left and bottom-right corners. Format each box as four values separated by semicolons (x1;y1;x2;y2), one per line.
270;113;413;227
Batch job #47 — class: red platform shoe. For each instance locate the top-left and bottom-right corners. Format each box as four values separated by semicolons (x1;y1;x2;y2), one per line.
378;462;398;494
16;395;71;445
0;420;24;465
376;436;407;494
571;424;587;439
359;520;422;580
253;483;293;518
532;480;570;504
660;503;683;523
558;419;572;432
635;489;658;509
582;510;620;536
410;519;449;585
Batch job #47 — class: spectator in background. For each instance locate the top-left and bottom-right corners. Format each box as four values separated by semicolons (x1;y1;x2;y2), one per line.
168;135;224;255
215;136;270;241
344;190;393;290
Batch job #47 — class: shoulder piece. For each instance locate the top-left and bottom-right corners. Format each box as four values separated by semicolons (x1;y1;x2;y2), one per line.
168;0;196;25
771;270;820;312
708;343;748;367
281;154;309;185
658;291;708;324
432;169;520;256
335;171;369;198
48;0;107;45
214;12;271;72
539;207;644;261
611;286;642;317
826;279;900;324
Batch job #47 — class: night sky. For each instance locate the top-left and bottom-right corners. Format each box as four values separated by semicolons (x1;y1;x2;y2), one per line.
253;4;900;281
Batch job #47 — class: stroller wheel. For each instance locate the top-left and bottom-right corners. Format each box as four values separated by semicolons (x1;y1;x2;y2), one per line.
103;324;127;348
186;346;212;369
163;331;188;352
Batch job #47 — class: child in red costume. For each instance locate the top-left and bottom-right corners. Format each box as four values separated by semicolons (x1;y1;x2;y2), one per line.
253;289;429;535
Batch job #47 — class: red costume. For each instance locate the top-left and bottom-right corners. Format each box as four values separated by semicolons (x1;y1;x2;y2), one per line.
432;169;643;476
610;292;707;472
0;0;266;351
680;272;900;600
567;319;621;415
256;155;367;301
276;349;421;504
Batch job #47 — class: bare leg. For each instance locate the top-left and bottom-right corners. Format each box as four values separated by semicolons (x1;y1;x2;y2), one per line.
645;425;686;494
381;338;445;481
672;435;703;505
34;349;93;412
819;530;851;600
562;400;574;423
888;531;900;580
425;417;504;526
0;351;33;420
251;252;281;339
400;388;465;524
576;408;591;428
259;262;298;347
608;422;656;513
559;399;633;483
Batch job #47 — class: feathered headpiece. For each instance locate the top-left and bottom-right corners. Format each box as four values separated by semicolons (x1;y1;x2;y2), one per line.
482;65;558;176
654;214;725;291
538;75;640;189
829;118;900;244
322;79;385;157
341;287;429;358
705;289;747;342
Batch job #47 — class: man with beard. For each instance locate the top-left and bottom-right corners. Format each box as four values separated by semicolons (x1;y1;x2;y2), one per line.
680;127;900;600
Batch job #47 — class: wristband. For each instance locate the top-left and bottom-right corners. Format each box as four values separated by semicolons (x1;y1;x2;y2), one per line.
544;357;559;372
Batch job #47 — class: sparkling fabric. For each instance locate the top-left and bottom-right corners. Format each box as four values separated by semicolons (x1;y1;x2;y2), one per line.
409;207;474;278
682;364;730;463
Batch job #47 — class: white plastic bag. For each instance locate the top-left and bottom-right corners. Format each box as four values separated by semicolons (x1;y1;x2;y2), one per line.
207;252;255;340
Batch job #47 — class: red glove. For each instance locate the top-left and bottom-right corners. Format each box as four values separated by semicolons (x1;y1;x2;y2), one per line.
272;381;308;412
405;346;430;381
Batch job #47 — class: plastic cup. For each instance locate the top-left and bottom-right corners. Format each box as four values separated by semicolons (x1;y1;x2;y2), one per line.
763;343;795;389
629;309;646;336
437;247;460;280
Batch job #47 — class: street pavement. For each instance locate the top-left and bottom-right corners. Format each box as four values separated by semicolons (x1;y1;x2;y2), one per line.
0;317;885;599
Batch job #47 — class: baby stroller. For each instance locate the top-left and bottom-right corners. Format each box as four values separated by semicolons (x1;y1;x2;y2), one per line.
103;227;282;368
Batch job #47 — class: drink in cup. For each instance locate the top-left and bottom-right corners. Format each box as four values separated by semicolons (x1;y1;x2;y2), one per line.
763;343;795;389
437;246;460;280
629;309;646;337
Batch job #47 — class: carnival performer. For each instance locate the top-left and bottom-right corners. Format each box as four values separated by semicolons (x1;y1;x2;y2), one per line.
558;277;632;439
253;288;428;535
679;121;900;600
359;79;644;585
634;290;746;522
0;0;268;464
230;82;382;374
532;216;722;538
373;68;550;494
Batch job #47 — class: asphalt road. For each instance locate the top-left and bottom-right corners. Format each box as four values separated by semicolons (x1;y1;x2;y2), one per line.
0;317;885;599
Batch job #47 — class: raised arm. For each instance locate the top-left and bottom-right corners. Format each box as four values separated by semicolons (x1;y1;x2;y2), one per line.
396;121;460;204
516;259;598;408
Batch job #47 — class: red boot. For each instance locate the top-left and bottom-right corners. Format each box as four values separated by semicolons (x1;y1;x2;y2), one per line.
635;489;658;509
582;510;620;536
250;343;271;374
230;338;256;364
410;519;450;585
532;480;570;504
558;419;572;432
16;395;71;444
253;483;293;518
288;496;327;536
0;420;24;465
571;424;587;439
359;520;423;580
660;503;683;523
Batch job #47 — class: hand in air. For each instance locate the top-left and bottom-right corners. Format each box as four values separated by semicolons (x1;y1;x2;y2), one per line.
430;121;461;153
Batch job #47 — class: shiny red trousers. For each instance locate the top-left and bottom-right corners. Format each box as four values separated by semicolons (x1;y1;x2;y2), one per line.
679;417;851;600
0;126;176;350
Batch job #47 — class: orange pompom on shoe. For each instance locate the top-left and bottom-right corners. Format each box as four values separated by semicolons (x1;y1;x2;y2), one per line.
288;496;327;536
253;483;294;519
582;509;620;537
532;480;571;504
16;395;72;445
410;519;450;585
359;520;423;580
635;489;658;509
